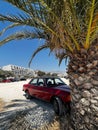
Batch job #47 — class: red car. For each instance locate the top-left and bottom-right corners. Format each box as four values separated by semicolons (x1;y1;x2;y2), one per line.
2;79;11;83
23;77;71;116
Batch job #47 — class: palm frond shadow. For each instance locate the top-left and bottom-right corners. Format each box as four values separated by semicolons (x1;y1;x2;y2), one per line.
0;96;71;130
0;98;55;130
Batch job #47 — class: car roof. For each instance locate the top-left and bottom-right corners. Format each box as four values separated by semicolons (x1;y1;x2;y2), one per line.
33;76;60;79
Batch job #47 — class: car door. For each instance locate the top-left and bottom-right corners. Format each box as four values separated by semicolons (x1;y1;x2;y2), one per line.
37;78;54;101
36;78;46;99
28;78;39;97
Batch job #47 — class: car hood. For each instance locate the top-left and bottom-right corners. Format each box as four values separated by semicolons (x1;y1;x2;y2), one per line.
54;85;70;93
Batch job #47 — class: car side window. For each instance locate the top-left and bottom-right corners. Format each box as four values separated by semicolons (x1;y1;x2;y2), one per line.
38;79;44;86
47;78;54;87
30;78;38;86
55;78;65;85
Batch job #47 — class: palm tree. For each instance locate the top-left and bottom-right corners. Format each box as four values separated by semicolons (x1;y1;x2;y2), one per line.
0;0;98;129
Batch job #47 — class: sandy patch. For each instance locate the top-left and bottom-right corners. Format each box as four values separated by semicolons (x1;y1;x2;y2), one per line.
0;81;28;102
0;98;5;111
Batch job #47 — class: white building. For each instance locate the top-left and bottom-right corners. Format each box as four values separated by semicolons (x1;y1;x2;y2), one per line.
2;64;36;78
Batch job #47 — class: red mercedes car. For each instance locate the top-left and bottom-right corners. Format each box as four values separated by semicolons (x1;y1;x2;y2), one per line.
23;77;71;116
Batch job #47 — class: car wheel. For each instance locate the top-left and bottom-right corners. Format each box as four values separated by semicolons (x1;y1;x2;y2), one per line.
53;97;63;116
25;91;32;99
64;102;71;115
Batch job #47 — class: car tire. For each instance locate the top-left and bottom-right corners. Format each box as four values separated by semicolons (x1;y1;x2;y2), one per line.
53;97;63;116
25;91;32;99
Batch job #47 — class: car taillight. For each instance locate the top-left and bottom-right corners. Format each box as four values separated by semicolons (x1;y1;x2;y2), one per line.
66;94;71;102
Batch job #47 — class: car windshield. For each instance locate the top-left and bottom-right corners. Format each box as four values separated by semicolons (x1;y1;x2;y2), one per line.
46;78;65;87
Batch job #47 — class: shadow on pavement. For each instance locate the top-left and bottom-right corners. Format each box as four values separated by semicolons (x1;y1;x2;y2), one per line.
0;98;55;130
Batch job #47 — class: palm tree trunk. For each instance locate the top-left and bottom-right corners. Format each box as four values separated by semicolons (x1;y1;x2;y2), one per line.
68;44;98;130
69;74;98;130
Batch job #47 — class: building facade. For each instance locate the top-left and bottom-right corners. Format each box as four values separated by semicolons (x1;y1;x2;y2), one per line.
2;64;36;78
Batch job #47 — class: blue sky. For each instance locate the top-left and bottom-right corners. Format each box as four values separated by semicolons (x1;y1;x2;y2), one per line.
0;0;67;72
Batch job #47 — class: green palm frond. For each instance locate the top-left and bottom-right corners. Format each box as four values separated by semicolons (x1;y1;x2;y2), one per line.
58;53;68;66
39;0;81;50
29;43;49;67
0;33;26;46
0;13;57;40
5;0;78;51
69;0;80;33
85;0;96;49
0;31;45;46
0;14;74;52
0;0;98;65
0;23;20;36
